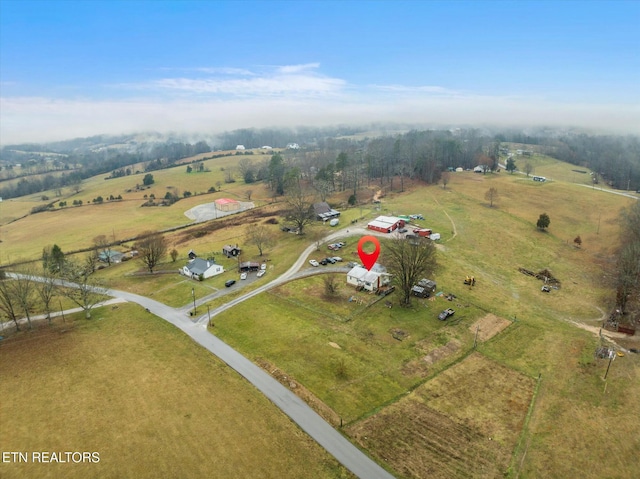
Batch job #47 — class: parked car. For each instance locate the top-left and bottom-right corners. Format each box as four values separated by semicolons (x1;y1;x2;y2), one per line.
410;214;424;220
398;228;407;233
319;258;329;265
325;257;337;264
225;279;236;287
257;270;265;277
260;263;267;270
347;261;360;268
331;256;343;262
336;242;345;247
309;259;320;267
438;308;455;321
240;272;247;280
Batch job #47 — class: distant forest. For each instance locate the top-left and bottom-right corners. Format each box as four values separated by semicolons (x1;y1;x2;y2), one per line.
1;126;638;200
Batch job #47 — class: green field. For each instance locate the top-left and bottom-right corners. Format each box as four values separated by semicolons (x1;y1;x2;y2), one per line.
1;151;639;479
0;305;351;479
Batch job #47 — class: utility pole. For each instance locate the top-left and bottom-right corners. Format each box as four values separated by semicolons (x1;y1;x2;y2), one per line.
207;305;211;327
191;288;196;315
603;353;614;380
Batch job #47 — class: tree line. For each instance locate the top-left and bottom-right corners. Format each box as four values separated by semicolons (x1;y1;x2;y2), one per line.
0;142;211;200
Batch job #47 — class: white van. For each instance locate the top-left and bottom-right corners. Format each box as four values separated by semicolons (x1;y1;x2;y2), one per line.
430;233;441;241
329;218;339;227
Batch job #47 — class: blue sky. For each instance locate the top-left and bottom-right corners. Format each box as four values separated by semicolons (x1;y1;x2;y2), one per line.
1;0;639;143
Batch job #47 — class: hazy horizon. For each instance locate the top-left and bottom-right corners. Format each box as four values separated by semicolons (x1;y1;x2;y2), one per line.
1;1;638;144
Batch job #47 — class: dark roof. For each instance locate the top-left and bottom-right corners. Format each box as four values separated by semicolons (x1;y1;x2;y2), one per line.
186;258;217;275
313;202;332;215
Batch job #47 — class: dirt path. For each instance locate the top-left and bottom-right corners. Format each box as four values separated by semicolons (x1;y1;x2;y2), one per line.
430;192;457;241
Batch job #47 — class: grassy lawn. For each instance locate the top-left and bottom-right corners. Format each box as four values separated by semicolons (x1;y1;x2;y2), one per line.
2;153;639;479
0;304;351;479
210;277;484;422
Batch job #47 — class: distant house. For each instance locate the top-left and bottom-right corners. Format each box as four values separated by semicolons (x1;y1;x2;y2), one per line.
261;145;273;150
98;250;125;263
222;245;242;257
313;202;340;221
236;145;245;150
215;198;240;212
346;265;391;292
286;143;300;150
182;258;224;279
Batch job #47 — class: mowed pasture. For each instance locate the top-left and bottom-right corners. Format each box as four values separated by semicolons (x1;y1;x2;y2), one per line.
0;304;351;479
346;353;536;479
1;150;639;478
0;152;275;262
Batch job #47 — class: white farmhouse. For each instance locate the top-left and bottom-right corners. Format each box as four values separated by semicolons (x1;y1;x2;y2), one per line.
346;265;391;292
182;258;224;279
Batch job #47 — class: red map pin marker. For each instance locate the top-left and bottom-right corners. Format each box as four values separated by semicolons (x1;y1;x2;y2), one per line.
357;235;381;271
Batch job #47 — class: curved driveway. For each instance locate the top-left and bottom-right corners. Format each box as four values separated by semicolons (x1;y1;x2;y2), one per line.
8;227;395;478
110;226;395;479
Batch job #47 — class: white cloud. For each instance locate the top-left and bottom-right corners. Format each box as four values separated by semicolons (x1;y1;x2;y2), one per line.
2;63;639;144
276;63;321;74
132;63;344;98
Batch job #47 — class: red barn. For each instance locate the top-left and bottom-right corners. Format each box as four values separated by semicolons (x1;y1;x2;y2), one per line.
367;216;405;233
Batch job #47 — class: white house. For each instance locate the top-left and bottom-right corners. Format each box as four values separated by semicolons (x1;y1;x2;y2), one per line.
346;265;391;292
236;145;246;150
182;258;224;279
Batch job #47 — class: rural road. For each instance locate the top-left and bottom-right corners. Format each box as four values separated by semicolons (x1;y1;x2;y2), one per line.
6;228;396;479
103;286;396;479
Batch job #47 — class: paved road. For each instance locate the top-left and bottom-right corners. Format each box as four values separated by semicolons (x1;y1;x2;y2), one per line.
6;230;396;479
103;288;395;479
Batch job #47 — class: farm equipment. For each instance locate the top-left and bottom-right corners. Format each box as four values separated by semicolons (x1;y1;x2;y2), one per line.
463;276;476;286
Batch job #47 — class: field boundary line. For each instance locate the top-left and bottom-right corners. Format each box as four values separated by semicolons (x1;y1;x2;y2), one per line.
510;372;543;478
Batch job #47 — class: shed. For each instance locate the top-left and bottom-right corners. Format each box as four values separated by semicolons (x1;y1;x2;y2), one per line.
313;202;341;221
418;278;437;293
222;245;242;257
239;261;260;272
411;285;430;298
215;198;240;212
367;216;404;233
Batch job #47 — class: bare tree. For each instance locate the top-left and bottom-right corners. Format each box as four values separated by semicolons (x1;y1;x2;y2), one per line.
244;189;253;201
11;268;38;329
284;185;315;235
136;231;168;273
224;167;236;183
441;171;451;189
384;235;437;306
485;187;499;207
170;248;179;262
0;274;21;331
60;255;107;319
237;158;254;178
323;274;340;297
37;267;58;325
245;224;275;256
524;162;533;177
